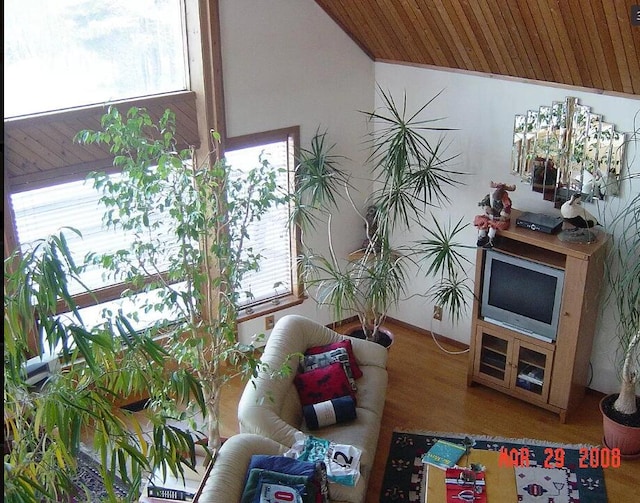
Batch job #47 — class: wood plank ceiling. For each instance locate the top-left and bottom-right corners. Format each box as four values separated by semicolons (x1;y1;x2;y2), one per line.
314;0;640;96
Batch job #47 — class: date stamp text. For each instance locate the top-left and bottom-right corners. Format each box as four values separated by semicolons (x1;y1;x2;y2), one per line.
498;446;621;469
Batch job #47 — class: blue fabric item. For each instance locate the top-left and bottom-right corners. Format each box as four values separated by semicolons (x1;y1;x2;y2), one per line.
240;468;313;503
246;455;317;481
303;395;357;430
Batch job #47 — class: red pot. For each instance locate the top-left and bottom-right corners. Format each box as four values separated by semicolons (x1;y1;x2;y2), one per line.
599;394;640;459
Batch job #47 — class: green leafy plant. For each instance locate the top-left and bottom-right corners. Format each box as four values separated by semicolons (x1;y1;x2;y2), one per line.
4;231;200;502
295;87;473;343
598;117;640;419
4;106;293;501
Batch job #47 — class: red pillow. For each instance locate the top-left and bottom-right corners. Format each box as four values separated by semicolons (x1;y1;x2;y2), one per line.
305;340;363;379
294;362;355;406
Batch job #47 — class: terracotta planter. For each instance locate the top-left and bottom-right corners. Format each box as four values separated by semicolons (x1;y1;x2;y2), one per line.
599;394;640;459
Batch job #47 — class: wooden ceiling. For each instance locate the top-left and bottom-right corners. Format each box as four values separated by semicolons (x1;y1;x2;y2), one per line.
314;0;640;96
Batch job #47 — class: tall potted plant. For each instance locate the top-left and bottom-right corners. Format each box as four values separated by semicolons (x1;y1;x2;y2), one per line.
597;120;640;457
294;87;473;345
4;106;292;501
75;106;293;452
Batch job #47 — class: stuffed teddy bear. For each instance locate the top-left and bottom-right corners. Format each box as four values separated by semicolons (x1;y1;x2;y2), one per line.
474;181;516;248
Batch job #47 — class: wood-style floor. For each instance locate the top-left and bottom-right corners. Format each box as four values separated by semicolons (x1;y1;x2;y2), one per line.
219;319;638;502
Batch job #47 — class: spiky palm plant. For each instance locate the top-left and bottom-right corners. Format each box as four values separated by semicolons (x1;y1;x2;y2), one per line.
295;87;472;344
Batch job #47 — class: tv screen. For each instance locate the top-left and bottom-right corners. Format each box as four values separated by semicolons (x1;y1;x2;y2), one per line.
481;249;564;342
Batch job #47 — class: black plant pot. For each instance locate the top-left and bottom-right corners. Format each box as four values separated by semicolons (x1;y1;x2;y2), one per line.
344;325;394;348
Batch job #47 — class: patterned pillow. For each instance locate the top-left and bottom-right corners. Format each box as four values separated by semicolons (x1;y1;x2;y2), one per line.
305;340;363;379
301;347;357;391
294;362;355;406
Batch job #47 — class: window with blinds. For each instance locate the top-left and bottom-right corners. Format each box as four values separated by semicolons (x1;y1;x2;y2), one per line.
226;134;297;307
10;127;299;330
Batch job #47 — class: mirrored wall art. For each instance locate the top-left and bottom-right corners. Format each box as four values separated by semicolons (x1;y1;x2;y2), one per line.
510;97;626;206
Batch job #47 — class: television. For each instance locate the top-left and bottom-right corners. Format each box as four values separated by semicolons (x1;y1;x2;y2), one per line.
481;249;565;342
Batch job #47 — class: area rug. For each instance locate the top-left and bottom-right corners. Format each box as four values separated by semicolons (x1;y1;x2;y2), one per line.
71;450;131;502
380;431;608;503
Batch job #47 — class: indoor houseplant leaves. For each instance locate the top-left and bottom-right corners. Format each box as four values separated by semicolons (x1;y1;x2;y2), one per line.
4;105;294;502
295;87;472;345
74;106;294;453
597;117;640;457
4;231;203;502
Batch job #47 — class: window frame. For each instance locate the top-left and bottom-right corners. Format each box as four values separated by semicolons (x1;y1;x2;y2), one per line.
225;126;304;321
4;1;305;356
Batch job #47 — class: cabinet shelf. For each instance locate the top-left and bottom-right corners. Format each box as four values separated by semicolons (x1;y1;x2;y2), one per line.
467;209;608;423
519;359;545;370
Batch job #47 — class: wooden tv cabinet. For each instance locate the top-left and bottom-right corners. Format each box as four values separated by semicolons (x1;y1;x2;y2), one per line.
467;209;609;422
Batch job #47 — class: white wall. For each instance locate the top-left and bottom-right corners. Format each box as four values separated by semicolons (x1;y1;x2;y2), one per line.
374;62;640;394
219;0;375;337
220;0;639;395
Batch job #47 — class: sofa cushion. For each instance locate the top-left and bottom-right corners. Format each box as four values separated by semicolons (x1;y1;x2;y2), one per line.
301;347;357;391
305;340;363;379
294;362;355;406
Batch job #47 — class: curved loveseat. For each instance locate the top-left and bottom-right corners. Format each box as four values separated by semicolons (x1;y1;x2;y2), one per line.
200;314;389;503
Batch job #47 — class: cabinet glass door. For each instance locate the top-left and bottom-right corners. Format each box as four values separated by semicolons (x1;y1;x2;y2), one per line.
478;332;509;383
514;343;553;400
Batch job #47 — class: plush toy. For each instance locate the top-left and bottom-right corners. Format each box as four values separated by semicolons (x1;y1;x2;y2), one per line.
474;181;516;248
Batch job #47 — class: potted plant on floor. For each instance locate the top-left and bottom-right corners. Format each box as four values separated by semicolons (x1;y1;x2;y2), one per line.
4;106;292;501
597;120;640;458
294;87;473;346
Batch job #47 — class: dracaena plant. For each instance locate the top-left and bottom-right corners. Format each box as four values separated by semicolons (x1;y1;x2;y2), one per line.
294;87;474;344
4;231;203;503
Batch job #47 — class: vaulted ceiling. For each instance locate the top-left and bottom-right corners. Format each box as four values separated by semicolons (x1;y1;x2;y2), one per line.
315;0;640;96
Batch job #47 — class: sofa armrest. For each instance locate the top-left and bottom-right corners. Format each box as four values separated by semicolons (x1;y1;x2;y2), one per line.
342;330;388;370
197;434;288;503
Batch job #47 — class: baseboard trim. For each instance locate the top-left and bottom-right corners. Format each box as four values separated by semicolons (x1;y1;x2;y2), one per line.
332;316;469;350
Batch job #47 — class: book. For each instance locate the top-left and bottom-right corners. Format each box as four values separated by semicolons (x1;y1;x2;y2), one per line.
445;468;486;503
421;439;466;470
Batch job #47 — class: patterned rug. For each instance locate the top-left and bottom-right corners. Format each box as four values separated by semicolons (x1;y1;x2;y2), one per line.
380;431;608;502
71;450;131;502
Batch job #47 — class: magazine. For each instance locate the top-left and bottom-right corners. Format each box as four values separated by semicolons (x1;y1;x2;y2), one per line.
421;439;466;470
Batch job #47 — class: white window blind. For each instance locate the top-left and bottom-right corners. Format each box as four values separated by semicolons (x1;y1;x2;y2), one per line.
226;138;295;307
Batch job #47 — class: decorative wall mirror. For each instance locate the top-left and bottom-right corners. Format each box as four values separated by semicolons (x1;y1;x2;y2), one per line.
510;97;626;206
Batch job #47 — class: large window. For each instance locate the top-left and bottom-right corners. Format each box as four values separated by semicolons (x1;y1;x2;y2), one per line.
4;0;188;118
9;127;299;331
5;1;300;348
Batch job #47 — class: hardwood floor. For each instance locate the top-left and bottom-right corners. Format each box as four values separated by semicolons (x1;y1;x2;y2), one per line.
219;320;638;502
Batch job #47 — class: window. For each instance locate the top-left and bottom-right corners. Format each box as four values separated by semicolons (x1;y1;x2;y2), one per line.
4;1;299;353
226;128;300;309
4;0;188;118
9;127;300;330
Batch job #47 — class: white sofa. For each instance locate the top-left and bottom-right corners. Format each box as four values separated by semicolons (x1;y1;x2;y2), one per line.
200;314;389;503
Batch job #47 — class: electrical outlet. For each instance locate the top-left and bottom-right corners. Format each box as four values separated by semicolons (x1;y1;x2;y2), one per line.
433;305;443;321
265;314;275;330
